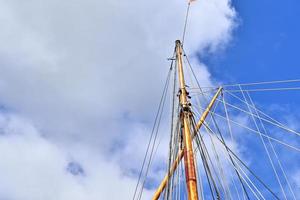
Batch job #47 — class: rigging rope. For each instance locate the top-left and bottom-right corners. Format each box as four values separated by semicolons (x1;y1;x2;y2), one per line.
215;95;242;199
200;113;251;200
246;91;296;200
195;91;300;138
203;115;232;200
224;87;300;92
192;78;300;89
182;2;191;45
222;78;300;87
192;116;223;199
133;60;173;200
183;46;251;199
239;85;288;200
165;55;178;200
202;123;281;200
222;92;234;142
180;47;299;199
137;68;171;200
193;106;300;152
189;86;300;94
225;90;300;137
183;52;226;198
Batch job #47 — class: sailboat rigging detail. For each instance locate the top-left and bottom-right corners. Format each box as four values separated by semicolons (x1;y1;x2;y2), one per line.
132;1;300;200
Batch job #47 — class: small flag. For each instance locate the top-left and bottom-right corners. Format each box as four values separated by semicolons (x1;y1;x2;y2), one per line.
189;0;196;3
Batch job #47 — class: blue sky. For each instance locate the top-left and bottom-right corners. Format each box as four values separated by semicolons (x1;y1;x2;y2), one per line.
0;0;299;199
207;0;300;83
202;0;300;122
211;0;300;195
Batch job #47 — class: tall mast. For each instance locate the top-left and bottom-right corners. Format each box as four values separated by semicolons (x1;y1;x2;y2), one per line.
175;40;199;200
152;41;222;200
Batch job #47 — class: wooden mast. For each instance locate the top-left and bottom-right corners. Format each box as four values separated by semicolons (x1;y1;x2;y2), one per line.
151;40;223;200
176;40;199;200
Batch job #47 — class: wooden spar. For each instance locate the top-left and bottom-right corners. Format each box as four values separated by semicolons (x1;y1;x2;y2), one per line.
175;40;199;200
152;85;223;200
194;87;223;136
152;150;184;200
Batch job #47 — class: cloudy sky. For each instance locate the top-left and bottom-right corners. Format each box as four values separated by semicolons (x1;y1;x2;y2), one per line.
0;0;299;199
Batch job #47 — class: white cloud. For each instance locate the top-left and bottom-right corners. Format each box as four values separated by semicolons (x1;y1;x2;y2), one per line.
0;112;152;200
0;0;237;199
